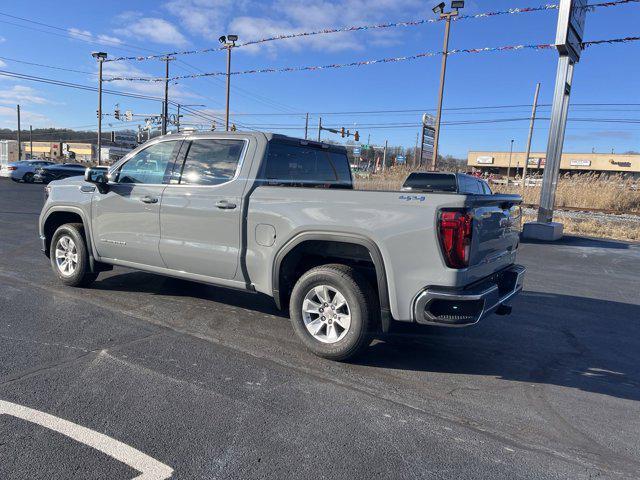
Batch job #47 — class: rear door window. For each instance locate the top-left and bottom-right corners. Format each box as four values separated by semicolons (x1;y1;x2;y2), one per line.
178;139;245;185
262;143;352;188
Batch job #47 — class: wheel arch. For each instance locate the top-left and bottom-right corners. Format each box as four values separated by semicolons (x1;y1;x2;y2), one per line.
42;207;93;260
272;231;392;332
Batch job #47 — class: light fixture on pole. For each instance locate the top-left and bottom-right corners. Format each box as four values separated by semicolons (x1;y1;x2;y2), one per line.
430;1;464;171
175;104;206;132
219;34;238;131
91;51;108;166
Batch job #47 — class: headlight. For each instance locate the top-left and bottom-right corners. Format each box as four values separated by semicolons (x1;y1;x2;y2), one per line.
44;186;51;199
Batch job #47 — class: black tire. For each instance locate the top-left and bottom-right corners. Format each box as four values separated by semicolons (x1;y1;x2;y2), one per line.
23;172;34;183
289;263;376;361
50;223;98;287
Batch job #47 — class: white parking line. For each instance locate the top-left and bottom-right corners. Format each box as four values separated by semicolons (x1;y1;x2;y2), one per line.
0;400;173;480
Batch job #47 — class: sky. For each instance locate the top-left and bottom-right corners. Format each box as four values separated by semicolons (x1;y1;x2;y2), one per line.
0;0;638;157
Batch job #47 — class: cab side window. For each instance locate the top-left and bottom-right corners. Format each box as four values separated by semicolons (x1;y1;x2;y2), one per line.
178;139;245;185
117;141;179;184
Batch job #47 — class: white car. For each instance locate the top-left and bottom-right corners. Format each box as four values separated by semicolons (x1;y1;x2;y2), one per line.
1;160;55;183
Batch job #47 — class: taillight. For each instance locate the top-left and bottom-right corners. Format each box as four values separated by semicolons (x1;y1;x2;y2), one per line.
438;210;473;269
8;166;17;171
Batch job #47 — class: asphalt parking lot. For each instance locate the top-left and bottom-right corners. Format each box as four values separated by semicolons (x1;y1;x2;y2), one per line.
1;179;639;479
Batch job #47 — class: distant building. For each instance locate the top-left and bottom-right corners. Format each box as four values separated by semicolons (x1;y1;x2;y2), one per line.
467;151;640;179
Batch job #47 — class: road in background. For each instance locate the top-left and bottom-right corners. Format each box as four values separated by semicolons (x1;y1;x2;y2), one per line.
1;179;639;479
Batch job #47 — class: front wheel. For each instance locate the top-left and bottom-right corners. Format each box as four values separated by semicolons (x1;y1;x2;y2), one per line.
289;264;376;361
23;172;34;183
50;223;98;287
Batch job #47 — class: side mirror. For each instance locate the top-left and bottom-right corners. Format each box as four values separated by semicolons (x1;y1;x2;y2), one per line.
85;166;110;193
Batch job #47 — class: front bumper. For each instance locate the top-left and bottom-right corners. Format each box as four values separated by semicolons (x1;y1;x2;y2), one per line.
413;264;526;327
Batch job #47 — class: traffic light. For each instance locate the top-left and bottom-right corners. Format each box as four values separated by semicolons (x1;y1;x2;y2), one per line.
340;127;345;138
114;107;121;120
231;124;237;132
354;131;360;142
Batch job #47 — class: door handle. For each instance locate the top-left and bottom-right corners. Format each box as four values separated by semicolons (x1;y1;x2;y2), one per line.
141;196;159;204
216;200;237;210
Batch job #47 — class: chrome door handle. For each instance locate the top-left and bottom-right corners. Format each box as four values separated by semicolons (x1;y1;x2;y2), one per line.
216;200;237;210
141;196;158;204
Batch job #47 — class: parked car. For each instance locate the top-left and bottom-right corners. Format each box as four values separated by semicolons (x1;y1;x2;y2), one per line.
39;132;524;361
3;160;56;183
402;172;493;195
34;163;87;184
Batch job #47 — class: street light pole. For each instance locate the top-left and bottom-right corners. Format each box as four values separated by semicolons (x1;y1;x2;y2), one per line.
431;1;463;171
16;105;21;161
161;56;174;135
92;52;107;166
219;35;238;132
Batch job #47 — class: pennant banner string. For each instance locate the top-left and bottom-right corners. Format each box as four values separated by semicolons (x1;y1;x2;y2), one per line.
103;0;639;63
102;36;640;82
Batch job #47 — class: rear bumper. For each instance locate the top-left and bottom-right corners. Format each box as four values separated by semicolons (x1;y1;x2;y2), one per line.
413;264;526;327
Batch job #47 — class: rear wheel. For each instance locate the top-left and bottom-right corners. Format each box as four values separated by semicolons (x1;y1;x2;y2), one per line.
22;172;34;183
289;264;376;361
50;223;98;287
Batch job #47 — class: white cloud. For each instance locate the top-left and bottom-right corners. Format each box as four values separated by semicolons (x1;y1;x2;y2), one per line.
67;28;124;48
0;105;51;127
0;85;52;106
163;0;426;54
102;61;194;101
0;36;6;43
0;59;6;68
115;17;188;46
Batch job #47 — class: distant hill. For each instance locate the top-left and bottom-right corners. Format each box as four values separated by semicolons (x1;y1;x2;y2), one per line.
0;128;136;144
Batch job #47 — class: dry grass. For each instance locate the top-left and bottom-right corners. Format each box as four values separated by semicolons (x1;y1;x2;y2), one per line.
355;167;640;242
522;213;639;242
493;173;640;214
356;168;640;214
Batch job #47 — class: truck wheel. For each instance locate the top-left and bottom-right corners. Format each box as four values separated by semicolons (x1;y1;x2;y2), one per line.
289;264;375;361
50;223;98;287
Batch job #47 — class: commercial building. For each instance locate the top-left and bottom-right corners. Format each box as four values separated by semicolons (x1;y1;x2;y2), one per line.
467;151;640;179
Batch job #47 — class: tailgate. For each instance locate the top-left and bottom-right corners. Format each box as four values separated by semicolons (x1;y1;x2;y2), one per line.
468;194;521;271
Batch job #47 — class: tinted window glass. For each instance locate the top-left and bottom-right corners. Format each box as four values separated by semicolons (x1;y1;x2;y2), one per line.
117;141;178;184
263;143;351;188
180;139;244;185
459;176;483;194
402;173;457;192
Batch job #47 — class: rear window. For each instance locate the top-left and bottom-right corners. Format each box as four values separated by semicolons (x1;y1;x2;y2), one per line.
402;173;457;192
262;142;352;189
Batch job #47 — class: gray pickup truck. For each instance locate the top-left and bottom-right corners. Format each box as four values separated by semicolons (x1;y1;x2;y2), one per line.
39;132;525;360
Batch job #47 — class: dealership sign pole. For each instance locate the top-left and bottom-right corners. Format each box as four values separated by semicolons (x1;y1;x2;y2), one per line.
524;0;587;240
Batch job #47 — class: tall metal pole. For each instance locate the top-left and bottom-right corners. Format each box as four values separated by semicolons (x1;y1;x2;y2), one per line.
521;82;541;196
418;124;426;168
16;105;21;161
317;117;322;142
162;57;172;135
538;56;574;223
431;12;455;171
382;140;388;172
176;104;181;133
304;113;309;140
29;125;33;158
414;132;419;168
225;46;232;131
506;139;514;185
92;53;107;165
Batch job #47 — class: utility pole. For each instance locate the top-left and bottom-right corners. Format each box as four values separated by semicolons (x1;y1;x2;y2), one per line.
521;82;541;195
414;132;419;168
431;1;464;170
219;35;238;131
382;140;388;172
161;56;174;135
304;113;309;140
317;117;322;142
176;104;181;133
506;139;514;185
91;52;107;166
16;105;21;161
29;125;33;158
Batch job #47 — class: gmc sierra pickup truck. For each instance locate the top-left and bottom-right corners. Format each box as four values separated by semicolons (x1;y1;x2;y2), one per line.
39;132;525;360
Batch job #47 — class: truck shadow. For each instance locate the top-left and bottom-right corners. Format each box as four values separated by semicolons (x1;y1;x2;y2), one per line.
93;270;286;318
520;234;633;250
361;291;640;402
